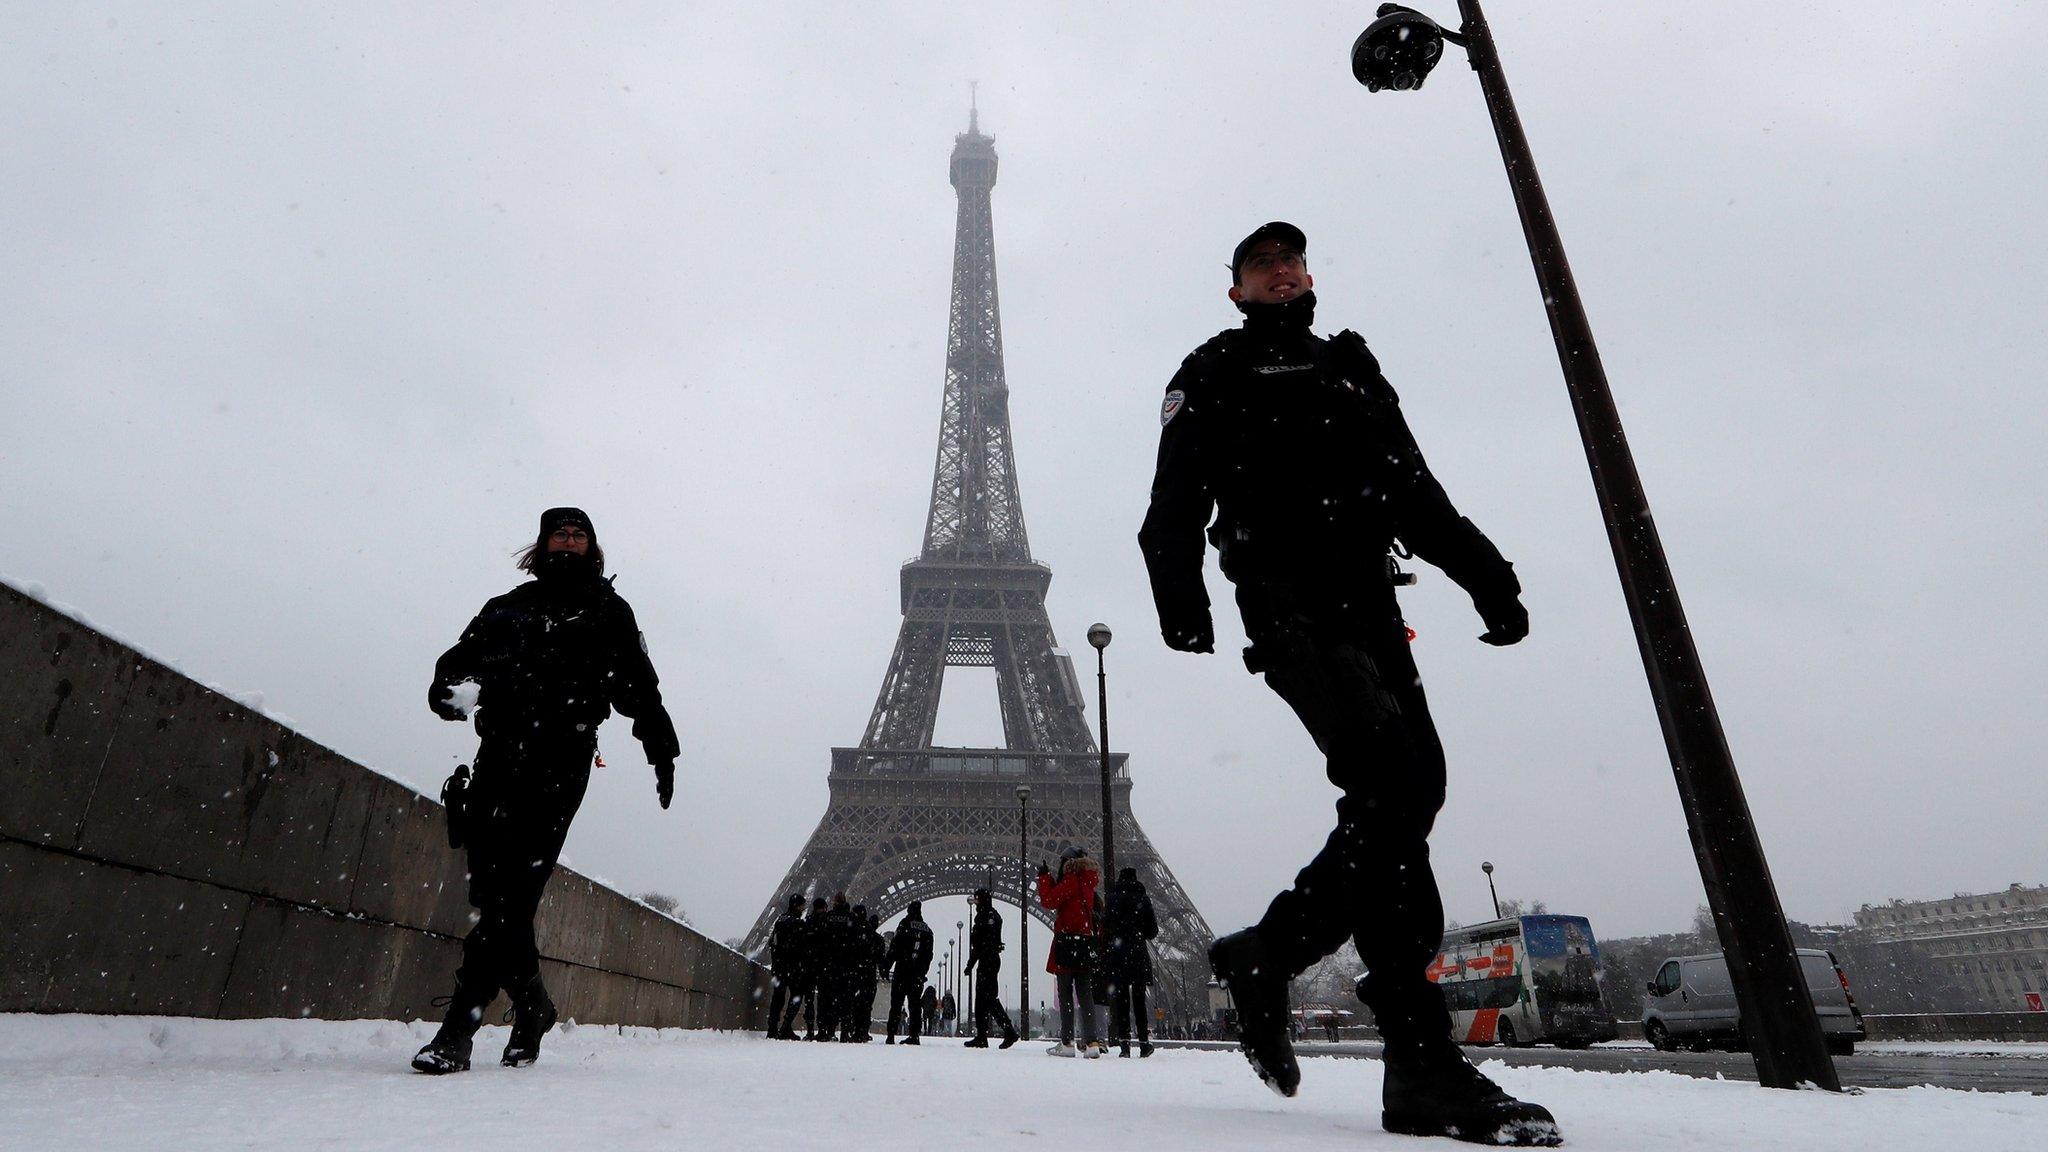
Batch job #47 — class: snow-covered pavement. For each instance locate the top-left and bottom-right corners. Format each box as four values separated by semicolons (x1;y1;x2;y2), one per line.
1;1015;2041;1151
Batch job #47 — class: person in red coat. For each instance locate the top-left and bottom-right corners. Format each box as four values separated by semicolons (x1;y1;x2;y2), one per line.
1036;846;1103;1057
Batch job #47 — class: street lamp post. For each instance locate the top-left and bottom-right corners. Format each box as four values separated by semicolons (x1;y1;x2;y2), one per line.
1016;783;1033;1039
1349;1;1838;1091
1482;861;1502;920
957;920;967;1026
1087;623;1116;879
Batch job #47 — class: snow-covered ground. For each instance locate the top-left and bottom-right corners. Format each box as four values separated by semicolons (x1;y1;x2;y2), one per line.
1;1016;2041;1151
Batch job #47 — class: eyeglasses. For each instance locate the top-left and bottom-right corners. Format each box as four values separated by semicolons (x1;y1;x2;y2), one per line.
1243;250;1305;273
549;527;589;543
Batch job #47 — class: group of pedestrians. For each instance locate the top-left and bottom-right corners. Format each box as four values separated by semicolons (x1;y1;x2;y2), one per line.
756;870;1162;1061
764;892;892;1042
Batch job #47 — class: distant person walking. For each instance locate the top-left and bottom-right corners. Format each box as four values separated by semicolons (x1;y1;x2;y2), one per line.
885;902;935;1045
922;983;940;1036
766;893;809;1039
413;508;679;1075
1102;867;1159;1058
962;888;1019;1048
1037;847;1102;1057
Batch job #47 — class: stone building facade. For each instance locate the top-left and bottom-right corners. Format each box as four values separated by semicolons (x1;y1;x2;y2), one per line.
1844;883;2048;1012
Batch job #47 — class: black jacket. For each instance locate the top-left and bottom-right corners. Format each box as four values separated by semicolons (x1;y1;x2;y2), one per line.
1100;875;1159;984
967;905;1005;971
804;911;831;979
889;917;934;980
818;905;859;978
431;563;680;764
770;911;809;978
1139;294;1518;634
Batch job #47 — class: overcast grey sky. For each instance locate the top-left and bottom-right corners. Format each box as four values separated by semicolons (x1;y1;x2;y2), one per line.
5;2;2044;949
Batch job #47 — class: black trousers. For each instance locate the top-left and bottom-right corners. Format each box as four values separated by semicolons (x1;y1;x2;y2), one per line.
847;978;877;1038
454;731;594;1009
887;972;926;1040
1110;978;1150;1045
972;961;1015;1039
815;971;844;1037
768;972;806;1035
1237;583;1453;1055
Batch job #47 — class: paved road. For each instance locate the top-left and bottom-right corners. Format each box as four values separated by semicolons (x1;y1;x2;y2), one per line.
1157;1039;2048;1094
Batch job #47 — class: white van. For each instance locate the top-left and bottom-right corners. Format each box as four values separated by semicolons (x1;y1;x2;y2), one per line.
1641;949;1864;1055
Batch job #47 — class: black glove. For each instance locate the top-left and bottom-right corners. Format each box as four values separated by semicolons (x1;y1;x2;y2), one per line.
1161;609;1215;654
1476;594;1529;647
654;760;676;809
428;682;466;722
1037;861;1051;876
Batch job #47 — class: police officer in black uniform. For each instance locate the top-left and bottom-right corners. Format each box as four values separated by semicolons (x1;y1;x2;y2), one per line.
884;901;934;1044
848;905;883;1041
962;888;1019;1048
812;892;857;1041
412;507;680;1075
1140;225;1557;1146
800;896;828;1038
766;893;810;1039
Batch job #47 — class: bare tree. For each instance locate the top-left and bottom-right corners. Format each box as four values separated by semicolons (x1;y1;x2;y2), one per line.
638;891;685;922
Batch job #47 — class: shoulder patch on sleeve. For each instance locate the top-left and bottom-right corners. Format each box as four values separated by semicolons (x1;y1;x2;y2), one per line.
1160;389;1187;425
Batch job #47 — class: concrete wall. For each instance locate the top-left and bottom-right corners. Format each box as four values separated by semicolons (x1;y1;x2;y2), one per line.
1862;1012;2048;1043
0;581;771;1028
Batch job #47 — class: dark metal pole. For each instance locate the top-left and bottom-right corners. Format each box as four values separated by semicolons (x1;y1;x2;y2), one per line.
960;920;970;1024
1088;623;1116;880
1017;784;1032;1040
1450;0;1838;1091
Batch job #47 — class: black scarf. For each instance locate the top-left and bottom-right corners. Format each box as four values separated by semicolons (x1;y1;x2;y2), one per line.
532;549;601;591
1236;290;1317;334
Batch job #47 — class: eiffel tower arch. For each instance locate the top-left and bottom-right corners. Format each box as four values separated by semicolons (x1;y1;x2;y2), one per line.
744;106;1214;1020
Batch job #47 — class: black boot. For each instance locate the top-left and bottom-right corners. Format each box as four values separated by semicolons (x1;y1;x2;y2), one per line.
998;1028;1019;1050
1381;1043;1561;1147
501;974;559;1068
412;980;490;1075
1208;929;1299;1098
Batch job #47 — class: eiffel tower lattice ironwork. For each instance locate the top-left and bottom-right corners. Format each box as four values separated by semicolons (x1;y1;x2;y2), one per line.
742;108;1214;1017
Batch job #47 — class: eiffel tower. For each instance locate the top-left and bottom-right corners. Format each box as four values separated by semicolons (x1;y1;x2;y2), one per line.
743;106;1214;1014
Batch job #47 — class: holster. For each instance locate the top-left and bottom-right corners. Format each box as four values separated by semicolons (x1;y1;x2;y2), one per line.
440;763;472;850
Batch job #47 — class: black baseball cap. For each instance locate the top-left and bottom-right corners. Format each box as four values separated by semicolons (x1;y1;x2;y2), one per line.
1231;221;1307;282
538;507;594;539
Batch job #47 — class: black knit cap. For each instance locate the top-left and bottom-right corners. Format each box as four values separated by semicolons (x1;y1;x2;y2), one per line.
1231;221;1307;282
539;506;595;541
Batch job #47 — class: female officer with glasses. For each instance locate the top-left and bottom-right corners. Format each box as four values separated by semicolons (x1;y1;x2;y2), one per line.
412;507;680;1074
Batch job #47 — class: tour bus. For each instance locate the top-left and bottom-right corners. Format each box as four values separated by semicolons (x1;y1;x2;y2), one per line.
1420;914;1619;1048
